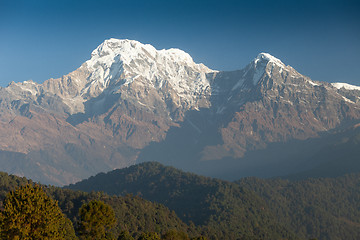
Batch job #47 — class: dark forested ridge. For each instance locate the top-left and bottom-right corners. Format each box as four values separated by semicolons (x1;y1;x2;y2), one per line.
1;161;360;239
68;162;296;239
237;174;360;239
0;172;198;239
68;162;360;240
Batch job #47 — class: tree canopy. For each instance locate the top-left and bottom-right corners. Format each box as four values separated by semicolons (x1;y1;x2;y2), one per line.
138;232;161;240
0;184;76;239
78;199;116;239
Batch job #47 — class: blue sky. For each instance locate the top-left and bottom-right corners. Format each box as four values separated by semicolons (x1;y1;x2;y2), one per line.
0;0;359;86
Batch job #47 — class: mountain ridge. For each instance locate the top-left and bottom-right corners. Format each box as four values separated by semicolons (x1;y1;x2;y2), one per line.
66;161;360;240
1;38;360;185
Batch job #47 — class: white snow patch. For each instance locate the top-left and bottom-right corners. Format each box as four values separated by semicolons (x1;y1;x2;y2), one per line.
308;80;320;86
342;96;355;104
332;82;360;91
138;101;149;107
8;81;40;96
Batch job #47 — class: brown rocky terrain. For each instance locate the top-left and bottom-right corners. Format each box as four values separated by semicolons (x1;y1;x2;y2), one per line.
0;39;359;185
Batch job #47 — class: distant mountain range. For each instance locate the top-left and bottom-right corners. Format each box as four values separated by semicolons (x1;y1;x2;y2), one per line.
0;38;360;185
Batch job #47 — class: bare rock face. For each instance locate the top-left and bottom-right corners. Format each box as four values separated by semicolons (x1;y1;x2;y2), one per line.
1;40;360;185
203;53;360;160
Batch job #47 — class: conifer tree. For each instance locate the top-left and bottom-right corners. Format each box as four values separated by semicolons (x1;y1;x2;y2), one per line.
0;184;76;239
78;200;116;239
137;232;161;240
117;230;134;240
162;229;189;240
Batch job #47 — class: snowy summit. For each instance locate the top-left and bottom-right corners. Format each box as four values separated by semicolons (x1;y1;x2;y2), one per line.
254;52;285;68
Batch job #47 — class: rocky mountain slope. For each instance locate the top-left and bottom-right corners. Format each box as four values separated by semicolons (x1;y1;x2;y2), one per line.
137;52;360;179
0;38;359;185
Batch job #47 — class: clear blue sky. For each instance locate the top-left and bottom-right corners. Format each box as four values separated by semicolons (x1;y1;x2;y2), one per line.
1;0;359;86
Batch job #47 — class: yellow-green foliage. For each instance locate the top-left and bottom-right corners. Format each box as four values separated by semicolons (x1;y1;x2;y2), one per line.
162;229;189;240
117;230;135;240
78;200;116;240
0;184;76;240
138;232;161;240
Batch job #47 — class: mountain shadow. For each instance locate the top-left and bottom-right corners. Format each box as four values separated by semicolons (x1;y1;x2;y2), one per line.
137;110;360;180
66;91;122;126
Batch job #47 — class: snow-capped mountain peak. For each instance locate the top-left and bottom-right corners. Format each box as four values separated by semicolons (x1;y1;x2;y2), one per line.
5;38;219;116
230;53;288;90
238;53;287;87
88;38;157;68
82;38;216;108
2;40;360;186
87;38;210;72
254;52;285;68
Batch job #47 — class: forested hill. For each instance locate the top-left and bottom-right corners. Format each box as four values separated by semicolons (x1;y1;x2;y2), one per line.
67;161;360;240
0;172;197;239
67;162;297;239
237;174;360;239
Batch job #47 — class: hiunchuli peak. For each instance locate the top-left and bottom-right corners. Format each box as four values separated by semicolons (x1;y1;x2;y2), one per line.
236;52;287;87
